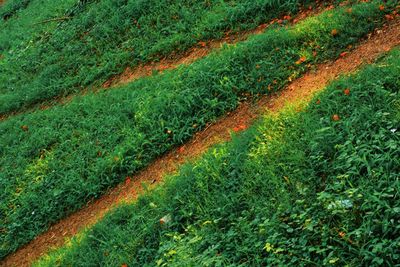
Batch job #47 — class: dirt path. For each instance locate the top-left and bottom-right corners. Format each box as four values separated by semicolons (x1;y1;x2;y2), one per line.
0;5;328;122
2;18;399;267
102;6;323;89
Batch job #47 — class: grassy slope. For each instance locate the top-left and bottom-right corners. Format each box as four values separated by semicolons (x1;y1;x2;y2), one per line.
0;0;77;52
36;48;400;267
0;0;313;115
0;1;395;259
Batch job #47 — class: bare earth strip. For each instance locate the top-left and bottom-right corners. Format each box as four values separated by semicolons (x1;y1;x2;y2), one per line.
1;18;399;267
0;5;326;122
101;6;322;88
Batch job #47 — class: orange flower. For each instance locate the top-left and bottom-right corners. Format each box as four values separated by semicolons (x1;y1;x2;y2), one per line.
199;41;207;47
343;88;350;95
331;29;338;36
233;124;246;132
121;264;128;267
295;56;307;65
379;5;385;11
178;146;185;153
239;124;247;130
340;51;348;58
125;177;131;186
332;114;340;121
339;231;346;238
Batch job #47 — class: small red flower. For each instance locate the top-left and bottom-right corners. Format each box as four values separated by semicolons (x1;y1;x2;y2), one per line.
233;124;247;132
343;88;350;95
332;114;340;121
295;56;307;65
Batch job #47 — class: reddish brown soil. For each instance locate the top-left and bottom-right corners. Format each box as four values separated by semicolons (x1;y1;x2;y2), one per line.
2;17;399;267
102;7;320;88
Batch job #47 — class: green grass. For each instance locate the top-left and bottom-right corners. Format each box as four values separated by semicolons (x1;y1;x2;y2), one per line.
0;0;316;115
0;0;77;52
35;47;400;267
0;1;395;259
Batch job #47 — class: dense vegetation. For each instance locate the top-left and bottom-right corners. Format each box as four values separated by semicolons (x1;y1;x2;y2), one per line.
36;48;400;267
0;1;395;259
0;0;77;51
0;0;315;115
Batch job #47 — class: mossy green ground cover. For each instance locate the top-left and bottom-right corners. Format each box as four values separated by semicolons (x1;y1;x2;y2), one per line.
36;48;400;267
0;0;315;115
0;1;396;259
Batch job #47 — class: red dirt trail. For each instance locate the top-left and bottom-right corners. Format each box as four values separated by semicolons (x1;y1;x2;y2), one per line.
0;5;326;122
101;6;321;89
1;18;399;267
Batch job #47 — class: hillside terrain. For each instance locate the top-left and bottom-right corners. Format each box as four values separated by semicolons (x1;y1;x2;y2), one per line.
0;0;399;266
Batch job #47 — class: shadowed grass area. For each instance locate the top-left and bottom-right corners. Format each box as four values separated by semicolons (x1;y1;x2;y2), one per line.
0;0;397;259
36;48;400;267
